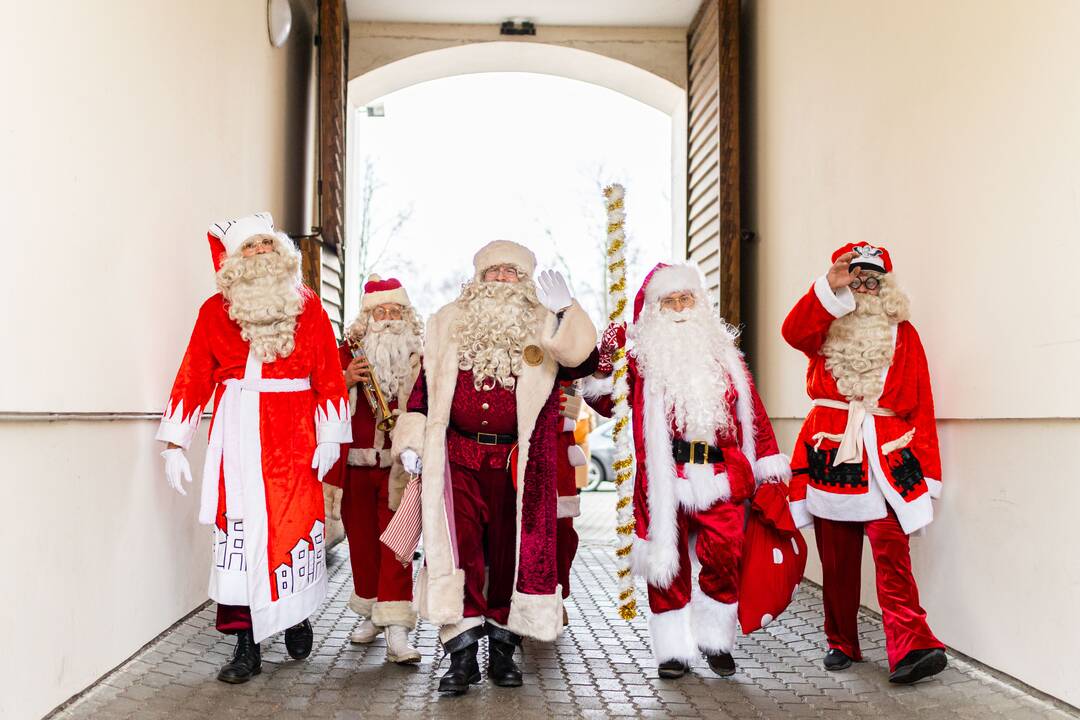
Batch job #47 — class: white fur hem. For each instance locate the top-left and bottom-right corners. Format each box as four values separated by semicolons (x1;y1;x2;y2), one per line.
349;593;375;617
753;454;792;484
649;605;697;664
506;587;565;642
813;275;856;318
675;464;731;511
926;477;942;499
557;495;581;518
580;374;613;401
372;600;417;629
788;499;813;529
691;589;738;654
439;615;485;646
630;536;681;589
416;567;466;626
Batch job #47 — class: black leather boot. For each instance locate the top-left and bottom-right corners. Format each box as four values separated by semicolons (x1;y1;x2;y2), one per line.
438;626;485;696
657;659;689;679
284;619;313;660
706;652;736;677
217;630;261;684
486;624;523;687
889;648;947;684
823;648;853;671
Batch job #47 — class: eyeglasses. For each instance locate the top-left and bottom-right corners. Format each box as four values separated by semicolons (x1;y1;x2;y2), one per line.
849;276;880;291
483;264;523;280
660;292;697;311
372;305;403;320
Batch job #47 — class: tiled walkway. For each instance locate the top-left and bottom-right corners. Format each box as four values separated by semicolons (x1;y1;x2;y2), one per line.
52;492;1077;719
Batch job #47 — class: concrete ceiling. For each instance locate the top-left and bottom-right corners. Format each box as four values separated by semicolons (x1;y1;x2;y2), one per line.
345;0;701;28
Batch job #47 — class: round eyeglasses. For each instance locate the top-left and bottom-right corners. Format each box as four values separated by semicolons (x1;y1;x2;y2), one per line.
849;276;880;291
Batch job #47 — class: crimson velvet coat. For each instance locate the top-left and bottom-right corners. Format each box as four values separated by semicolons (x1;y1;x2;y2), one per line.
782;277;942;534
156;287;350;642
391;300;597;642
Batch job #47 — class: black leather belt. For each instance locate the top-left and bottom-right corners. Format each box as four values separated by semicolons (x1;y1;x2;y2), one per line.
672;439;724;465
451;426;516;446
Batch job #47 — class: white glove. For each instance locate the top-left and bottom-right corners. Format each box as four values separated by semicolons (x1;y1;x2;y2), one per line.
401;449;423;476
311;442;341;482
161;448;193;496
536;269;573;313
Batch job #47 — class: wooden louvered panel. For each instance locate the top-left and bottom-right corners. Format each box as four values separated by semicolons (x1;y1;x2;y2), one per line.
318;0;348;251
686;0;740;324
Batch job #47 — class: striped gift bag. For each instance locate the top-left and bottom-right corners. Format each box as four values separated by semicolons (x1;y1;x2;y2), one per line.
380;474;422;565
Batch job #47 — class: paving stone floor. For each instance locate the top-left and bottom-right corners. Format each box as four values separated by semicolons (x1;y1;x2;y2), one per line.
52;491;1077;720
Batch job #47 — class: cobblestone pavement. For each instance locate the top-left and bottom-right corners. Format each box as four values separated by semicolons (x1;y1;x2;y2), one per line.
54;491;1077;720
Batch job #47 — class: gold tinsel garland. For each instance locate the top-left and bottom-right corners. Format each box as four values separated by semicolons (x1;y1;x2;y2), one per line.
603;183;638;621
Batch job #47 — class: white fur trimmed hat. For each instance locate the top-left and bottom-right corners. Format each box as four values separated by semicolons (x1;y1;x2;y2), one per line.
637;262;708;318
361;274;411;310
206;211;275;271
472;239;537;279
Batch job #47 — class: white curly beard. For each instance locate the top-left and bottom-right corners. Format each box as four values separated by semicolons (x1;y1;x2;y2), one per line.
453;279;541;391
216;237;303;363
359;320;421;398
629;302;738;440
821;278;910;404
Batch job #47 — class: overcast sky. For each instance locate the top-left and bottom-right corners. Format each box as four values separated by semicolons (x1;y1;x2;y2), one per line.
350;72;673;324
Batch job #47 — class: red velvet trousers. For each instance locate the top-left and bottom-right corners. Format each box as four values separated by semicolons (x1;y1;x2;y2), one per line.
450;462;518;626
342;466;413;605
647;500;743;612
556;517;578;599
216;604;252;634
814;512;944;670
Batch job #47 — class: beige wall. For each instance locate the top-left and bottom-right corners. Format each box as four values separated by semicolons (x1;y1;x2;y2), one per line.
0;1;308;717
349;22;687;90
746;1;1080;708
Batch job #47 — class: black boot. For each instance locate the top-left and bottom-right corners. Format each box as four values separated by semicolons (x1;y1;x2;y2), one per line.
284;619;313;660
438;626;485;696
824;648;853;671
706;652;736;677
217;630;261;684
889;648;947;684
486;624;523;687
657;659;689;679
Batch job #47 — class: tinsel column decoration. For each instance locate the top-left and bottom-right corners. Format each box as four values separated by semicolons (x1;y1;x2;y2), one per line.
603;183;637;621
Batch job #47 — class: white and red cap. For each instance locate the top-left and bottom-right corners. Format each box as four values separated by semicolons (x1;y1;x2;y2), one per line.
633;262;708;321
472;239;537;280
362;274;411;310
833;242;892;274
207;211;275;271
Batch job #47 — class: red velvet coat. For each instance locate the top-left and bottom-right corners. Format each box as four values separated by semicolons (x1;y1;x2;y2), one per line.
782;277;942;534
156;286;350;642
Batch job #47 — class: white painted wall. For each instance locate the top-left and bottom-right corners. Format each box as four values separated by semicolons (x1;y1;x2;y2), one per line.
0;2;301;717
745;1;1080;708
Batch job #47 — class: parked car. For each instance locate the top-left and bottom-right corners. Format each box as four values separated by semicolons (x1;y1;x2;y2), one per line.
585;419;616;491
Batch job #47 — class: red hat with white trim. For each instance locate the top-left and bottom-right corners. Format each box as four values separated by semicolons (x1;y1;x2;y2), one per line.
633;262;708;321
832;242;892;274
362;274;411;310
207;211;276;272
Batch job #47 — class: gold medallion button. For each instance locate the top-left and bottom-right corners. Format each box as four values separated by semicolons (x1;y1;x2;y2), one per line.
523;344;544;366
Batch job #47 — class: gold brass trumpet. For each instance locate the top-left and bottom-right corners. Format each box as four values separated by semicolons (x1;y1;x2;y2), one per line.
351;345;396;431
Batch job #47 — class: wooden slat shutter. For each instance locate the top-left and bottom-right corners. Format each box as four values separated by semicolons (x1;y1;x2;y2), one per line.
687;0;741;325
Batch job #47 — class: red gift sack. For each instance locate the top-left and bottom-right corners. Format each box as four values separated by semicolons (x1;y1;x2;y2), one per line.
738;481;808;634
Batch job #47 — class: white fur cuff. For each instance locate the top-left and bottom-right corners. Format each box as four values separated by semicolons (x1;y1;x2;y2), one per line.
416;567;465;626
813;275;856;318
390;412;426;459
754;454;792;484
580;374;614;401
926;477;942;499
372;600;417;629
349;593;375;617
557;495;581;518
788;499;814;529
691;588;738;654
439;615;485;646
506;587;565;642
649;605;697;664
630;536;681;590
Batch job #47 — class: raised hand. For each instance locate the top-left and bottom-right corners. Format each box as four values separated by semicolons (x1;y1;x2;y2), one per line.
536;270;573;313
826;251;862;290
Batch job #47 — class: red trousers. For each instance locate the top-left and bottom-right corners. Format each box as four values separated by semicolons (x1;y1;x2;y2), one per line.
450;462;518;627
341;466;413;610
556;517;578;599
647;500;744;612
216;604;251;634
814;512;943;670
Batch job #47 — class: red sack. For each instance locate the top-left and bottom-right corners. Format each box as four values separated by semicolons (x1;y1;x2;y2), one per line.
738;481;808;634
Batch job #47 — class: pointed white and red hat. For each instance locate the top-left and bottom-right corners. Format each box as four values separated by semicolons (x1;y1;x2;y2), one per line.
361;274;411;310
633;262;708;321
206;211;275;271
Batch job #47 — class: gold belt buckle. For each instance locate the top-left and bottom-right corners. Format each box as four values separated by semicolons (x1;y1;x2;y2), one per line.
477;432;499;446
690;441;709;464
